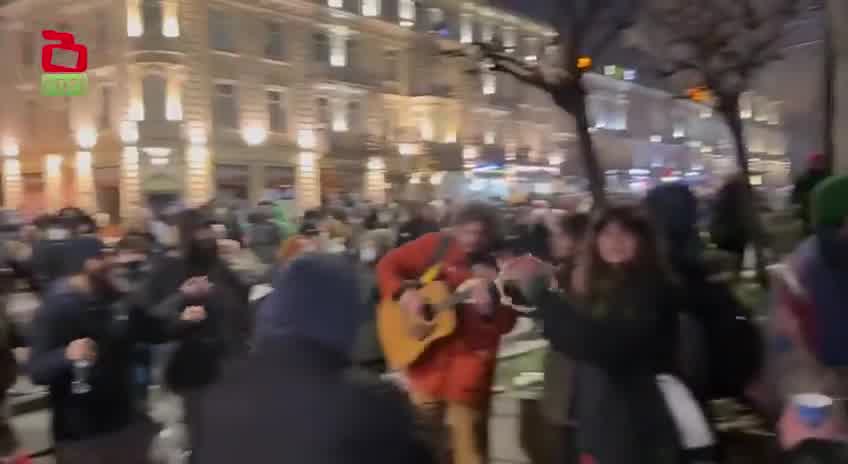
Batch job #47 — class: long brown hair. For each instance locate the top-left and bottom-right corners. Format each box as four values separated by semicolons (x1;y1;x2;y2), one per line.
574;205;673;301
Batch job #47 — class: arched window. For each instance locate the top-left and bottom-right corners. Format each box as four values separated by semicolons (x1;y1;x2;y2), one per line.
347;101;361;132
143;0;162;37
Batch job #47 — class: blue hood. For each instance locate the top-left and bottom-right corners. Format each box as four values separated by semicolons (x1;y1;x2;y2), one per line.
254;254;367;357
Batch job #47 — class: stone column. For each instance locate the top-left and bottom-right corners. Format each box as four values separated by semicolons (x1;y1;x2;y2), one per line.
74;151;97;213
831;0;848;174
44;155;64;212
185;124;213;207
364;156;387;204
1;158;22;210
181;0;215;204
119;121;142;222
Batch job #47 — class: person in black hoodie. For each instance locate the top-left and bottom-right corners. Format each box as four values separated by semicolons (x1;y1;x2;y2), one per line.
193;254;434;464
28;239;206;463
140;208;250;457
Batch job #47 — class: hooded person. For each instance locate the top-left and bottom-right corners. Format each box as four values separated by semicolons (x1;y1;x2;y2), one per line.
192;254;434;464
645;183;762;403
138;209;250;457
769;175;848;444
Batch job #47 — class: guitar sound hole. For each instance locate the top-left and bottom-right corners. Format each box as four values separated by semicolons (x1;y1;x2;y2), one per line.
421;304;436;321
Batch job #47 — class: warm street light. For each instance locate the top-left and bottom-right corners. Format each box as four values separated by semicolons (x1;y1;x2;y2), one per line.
577;56;592;71
2;138;19;157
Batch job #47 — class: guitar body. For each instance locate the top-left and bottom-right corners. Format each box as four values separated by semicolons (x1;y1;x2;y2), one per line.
377;280;459;370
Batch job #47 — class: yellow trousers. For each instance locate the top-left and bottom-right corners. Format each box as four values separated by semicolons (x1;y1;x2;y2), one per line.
411;391;488;464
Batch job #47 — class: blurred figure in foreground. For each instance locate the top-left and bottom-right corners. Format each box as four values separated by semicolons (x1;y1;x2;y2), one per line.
193;254;433;464
768;175;848;447
792;153;830;234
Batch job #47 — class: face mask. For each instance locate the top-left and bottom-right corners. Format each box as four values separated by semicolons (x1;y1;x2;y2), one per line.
46;228;69;240
377;213;392;224
360;247;377;263
328;241;346;254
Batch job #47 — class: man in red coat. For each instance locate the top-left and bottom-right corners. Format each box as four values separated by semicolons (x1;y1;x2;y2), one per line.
377;202;516;464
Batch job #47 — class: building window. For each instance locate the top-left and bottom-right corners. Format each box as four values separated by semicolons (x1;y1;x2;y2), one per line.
347;101;361;132
316;98;330;128
209;9;235;52
142;75;166;121
213;83;238;128
264;21;285;60
481;22;494;42
267;89;287;133
398;0;415;26
328;0;343;8
482;73;496;95
143;0;162;37
362;0;380;17
384;50;398;81
460;14;473;44
330;34;346;67
428;8;447;35
740;91;753;119
99;86;112;130
503;27;517;51
313;32;329;64
20;31;34;67
96;11;109;48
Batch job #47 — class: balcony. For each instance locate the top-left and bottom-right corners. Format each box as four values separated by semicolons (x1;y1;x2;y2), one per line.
327;132;369;160
137;120;183;145
128;34;185;64
307;64;376;88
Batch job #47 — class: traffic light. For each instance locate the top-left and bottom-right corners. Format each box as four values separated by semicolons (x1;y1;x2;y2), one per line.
687;86;711;103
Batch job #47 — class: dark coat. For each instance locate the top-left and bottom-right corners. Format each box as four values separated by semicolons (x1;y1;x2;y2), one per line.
28;279;181;442
192;336;434;464
142;254;250;391
536;283;683;464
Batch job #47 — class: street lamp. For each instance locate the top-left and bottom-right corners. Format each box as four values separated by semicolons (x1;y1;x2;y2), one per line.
2;138;18;158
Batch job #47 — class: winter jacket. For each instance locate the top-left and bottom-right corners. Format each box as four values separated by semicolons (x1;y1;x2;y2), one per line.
28;278;186;442
141;255;250;392
376;232;516;408
531;280;683;464
768;232;848;421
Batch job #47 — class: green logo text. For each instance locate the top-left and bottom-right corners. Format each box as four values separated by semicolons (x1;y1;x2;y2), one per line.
41;73;88;97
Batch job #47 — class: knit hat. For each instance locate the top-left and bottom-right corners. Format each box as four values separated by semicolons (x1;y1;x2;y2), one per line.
812;175;848;228
255;254;367;356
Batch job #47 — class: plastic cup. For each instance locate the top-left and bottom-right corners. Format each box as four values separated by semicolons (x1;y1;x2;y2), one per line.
793;393;833;428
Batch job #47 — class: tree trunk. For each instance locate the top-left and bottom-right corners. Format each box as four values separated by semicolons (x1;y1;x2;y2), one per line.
572;88;607;208
824;0;836;174
722;101;769;287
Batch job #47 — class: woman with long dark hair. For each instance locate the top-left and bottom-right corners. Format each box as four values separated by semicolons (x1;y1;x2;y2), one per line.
509;206;687;464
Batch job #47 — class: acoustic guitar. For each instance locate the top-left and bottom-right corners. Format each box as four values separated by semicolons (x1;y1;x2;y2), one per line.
377;279;476;370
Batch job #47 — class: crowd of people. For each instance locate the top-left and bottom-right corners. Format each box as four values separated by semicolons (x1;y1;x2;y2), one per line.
0;172;844;464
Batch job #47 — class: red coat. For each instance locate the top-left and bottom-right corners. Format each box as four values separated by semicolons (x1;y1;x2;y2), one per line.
377;233;516;407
